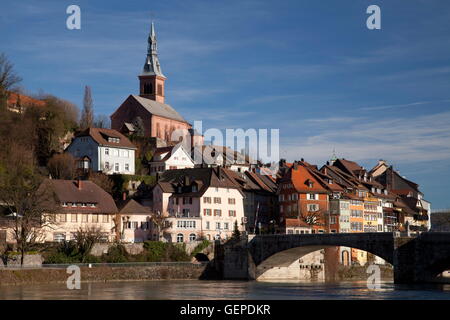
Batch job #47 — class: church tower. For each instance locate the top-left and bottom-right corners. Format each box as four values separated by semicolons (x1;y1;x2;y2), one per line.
139;22;166;103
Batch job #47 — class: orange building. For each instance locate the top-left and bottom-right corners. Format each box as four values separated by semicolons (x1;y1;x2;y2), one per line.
278;162;330;233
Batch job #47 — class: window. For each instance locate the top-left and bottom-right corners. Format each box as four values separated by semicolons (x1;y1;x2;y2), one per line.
59;214;67;222
71;214;77;222
182;208;190;217
92;214;99;223
307;194;318;200
105;148;109;155
125;163;129;171
214;209;222;216
206;221;210;230
177;233;184;243
214;197;221;204
224;222;229;230
82;214;88;223
204;209;212;216
307;204;319;212
228;198;236;205
216;222;221;230
203;197;211;204
183;197;192;205
330;216;336;224
189;233;196;242
105;162;110;170
228;210;236;217
115;163;119;172
103;214;109;223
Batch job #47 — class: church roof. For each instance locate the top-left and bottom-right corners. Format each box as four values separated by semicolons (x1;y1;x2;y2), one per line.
131;95;189;124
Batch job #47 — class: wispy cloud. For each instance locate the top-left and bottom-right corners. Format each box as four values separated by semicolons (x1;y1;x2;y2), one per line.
280;111;450;164
360;99;450;111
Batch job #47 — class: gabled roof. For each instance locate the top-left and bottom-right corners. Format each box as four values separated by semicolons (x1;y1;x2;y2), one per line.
194;145;252;166
76;128;136;149
283;164;329;193
40;179;118;214
156;167;243;197
116;199;152;214
131;95;189;124
151;144;193;163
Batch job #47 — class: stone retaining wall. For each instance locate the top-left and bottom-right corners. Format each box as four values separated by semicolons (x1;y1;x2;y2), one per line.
0;264;207;286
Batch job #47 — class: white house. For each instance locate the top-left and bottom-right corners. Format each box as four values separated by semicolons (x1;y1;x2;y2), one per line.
65;128;136;175
117;198;153;243
149;144;194;176
152;167;246;243
193;145;251;173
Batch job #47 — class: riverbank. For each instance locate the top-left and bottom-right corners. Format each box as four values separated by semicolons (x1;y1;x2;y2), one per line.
0;264;207;286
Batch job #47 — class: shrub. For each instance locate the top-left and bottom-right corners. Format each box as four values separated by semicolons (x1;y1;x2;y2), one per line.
190;240;211;257
143;241;190;262
102;244;128;263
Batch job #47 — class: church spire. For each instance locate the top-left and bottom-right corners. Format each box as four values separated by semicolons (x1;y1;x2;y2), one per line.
139;21;166;103
142;21;164;77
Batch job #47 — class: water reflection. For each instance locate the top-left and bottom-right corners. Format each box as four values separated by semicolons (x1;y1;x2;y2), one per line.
0;280;450;300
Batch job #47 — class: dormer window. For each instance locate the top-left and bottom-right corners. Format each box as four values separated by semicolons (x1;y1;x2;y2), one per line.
107;137;120;143
62;202;68;207
192;185;197;192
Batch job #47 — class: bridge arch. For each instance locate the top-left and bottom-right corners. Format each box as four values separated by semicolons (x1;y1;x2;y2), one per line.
247;233;394;280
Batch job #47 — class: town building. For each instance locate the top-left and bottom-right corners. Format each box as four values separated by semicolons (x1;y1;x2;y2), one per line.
193;145;252;173
39;179;119;242
149;144;194;176
6;92;46;113
277;161;330;233
152;167;245;242
65;128;136;175
116;197;153;243
370;159;431;233
222;169;278;234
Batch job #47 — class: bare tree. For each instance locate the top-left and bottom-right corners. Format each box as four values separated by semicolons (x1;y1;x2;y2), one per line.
72;226;105;262
0;144;57;265
88;172;114;194
0;53;22;109
47;153;76;179
93;114;111;129
150;212;172;241
133;116;145;137
79;85;93;130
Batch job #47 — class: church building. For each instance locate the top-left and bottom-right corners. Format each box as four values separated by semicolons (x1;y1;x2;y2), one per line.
110;22;202;146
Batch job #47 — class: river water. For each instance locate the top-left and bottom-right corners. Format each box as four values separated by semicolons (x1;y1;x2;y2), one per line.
1;280;450;299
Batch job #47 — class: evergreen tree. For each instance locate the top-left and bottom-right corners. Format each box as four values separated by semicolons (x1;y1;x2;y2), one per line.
232;220;241;240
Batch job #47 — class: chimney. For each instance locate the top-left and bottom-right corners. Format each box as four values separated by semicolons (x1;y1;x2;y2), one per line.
122;192;127;201
77;179;82;190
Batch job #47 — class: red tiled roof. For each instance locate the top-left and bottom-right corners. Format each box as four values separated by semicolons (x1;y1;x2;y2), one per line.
288;165;329;193
77;128;136;149
40;179;118;214
7;92;46;108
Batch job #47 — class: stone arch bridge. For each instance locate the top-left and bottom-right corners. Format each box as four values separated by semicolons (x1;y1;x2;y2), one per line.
215;232;450;283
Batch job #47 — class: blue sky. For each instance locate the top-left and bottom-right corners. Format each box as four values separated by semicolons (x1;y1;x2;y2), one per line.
1;1;450;208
